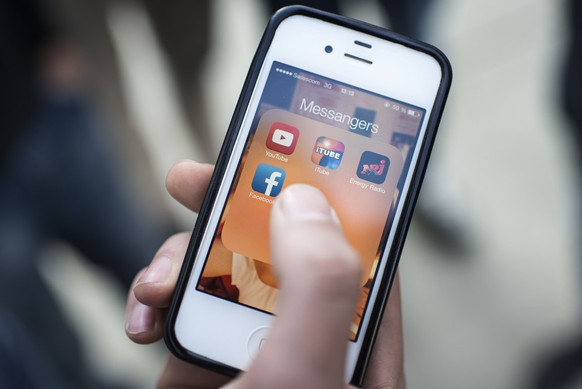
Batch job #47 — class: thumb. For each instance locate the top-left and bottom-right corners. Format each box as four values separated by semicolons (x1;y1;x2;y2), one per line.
240;184;362;388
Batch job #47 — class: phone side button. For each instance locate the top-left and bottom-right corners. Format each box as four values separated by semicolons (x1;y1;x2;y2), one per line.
247;326;271;360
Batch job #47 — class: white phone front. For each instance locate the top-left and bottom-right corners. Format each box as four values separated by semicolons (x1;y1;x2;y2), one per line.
166;6;451;385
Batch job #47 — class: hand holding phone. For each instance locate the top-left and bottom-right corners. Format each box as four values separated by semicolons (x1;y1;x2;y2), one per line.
162;6;450;384
125;160;404;388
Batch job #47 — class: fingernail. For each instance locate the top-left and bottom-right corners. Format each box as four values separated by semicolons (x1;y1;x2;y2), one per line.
137;255;172;285
277;184;337;222
126;303;155;334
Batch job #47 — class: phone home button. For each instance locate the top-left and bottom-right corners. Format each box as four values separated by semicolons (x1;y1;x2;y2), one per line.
247;326;271;360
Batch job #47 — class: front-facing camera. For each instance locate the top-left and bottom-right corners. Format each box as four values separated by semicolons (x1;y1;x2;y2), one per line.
324;45;333;53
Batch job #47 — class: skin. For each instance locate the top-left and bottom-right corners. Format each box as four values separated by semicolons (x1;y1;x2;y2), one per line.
125;159;405;389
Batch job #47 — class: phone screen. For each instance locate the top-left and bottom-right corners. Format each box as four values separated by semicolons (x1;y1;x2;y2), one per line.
196;61;425;340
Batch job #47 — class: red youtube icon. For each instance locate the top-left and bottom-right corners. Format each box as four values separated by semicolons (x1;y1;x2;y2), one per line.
266;122;299;155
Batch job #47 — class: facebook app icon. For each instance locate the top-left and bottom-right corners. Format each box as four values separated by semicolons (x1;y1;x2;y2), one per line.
252;163;286;197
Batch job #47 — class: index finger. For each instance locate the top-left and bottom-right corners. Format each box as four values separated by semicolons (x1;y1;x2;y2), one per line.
166;160;214;213
361;274;405;389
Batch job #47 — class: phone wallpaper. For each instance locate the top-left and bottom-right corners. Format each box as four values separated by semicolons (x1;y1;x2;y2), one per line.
197;62;425;340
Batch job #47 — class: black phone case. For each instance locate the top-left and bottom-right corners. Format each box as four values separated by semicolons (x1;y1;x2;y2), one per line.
164;5;452;386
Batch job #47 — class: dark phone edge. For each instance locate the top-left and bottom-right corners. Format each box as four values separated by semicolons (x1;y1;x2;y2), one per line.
164;4;453;386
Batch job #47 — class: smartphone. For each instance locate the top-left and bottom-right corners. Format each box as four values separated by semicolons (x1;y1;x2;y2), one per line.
165;6;451;386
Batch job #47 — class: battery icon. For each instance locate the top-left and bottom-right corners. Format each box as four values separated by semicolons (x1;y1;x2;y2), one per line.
407;109;420;117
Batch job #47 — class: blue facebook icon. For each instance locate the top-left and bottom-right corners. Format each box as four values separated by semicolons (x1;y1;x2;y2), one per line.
252;163;286;197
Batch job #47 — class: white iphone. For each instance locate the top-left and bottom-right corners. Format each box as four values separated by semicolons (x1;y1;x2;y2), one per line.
165;6;451;386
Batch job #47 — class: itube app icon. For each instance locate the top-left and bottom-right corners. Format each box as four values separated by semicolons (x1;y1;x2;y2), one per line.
266;122;299;155
357;151;390;184
311;136;345;170
252;163;286;197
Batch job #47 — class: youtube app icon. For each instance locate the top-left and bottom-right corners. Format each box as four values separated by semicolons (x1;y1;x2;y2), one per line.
266;122;299;155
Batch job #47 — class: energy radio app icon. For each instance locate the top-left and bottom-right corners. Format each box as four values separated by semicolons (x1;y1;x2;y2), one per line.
357;151;390;184
311;136;345;170
251;163;286;197
266;122;299;155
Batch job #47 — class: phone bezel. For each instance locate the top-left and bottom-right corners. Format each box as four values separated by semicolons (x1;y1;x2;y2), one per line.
164;5;452;386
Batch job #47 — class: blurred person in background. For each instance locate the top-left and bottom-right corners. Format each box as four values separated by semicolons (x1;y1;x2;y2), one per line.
45;0;214;161
532;0;582;387
0;1;172;387
266;0;432;38
0;310;67;388
266;0;472;253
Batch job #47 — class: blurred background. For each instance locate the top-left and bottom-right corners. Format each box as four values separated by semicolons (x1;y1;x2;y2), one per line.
0;0;580;388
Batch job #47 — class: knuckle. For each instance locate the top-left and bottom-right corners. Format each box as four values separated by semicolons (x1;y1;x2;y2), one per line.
303;242;361;289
